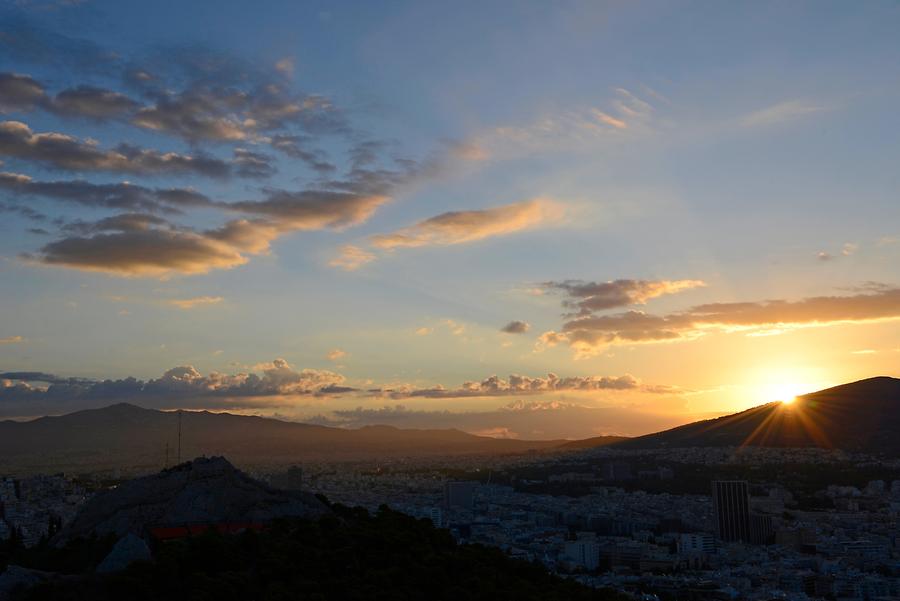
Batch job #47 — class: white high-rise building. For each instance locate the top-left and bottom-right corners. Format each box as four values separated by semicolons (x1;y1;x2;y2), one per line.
678;533;716;554
564;539;600;570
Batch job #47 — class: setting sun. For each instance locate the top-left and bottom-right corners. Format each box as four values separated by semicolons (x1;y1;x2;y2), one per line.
759;381;807;404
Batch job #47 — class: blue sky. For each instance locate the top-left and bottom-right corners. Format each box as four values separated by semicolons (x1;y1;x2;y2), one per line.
0;1;898;437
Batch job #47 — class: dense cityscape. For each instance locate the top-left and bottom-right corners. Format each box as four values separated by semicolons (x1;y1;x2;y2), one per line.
5;445;900;600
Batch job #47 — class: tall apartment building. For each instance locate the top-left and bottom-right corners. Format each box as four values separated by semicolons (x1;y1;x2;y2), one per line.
712;480;751;542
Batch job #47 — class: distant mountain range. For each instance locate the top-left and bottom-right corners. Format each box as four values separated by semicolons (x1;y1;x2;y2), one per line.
0;402;572;474
2;377;898;474
611;376;900;454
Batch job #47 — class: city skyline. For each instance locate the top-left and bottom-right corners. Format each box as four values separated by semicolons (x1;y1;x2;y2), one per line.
1;1;899;436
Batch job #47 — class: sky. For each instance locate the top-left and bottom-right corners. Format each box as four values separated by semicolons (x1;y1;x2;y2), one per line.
0;0;899;438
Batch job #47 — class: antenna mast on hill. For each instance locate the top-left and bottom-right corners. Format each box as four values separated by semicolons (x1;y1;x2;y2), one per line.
177;410;182;464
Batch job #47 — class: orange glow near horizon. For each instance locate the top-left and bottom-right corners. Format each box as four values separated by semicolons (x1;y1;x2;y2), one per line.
749;366;830;406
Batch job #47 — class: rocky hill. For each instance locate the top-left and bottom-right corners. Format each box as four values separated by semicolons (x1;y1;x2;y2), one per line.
55;456;329;544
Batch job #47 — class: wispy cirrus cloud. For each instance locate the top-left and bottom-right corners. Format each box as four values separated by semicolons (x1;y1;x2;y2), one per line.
461;87;658;162
740;99;828;128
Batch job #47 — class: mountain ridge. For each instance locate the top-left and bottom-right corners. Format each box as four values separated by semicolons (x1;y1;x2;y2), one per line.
3;376;899;474
611;376;900;453
0;402;567;475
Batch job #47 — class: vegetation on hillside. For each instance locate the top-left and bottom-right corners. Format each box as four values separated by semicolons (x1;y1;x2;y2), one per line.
10;503;623;601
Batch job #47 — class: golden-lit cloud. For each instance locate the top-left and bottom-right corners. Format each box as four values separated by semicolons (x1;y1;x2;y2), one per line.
0;335;25;344
25;187;393;277
329;244;376;271
552;286;900;357
27;213;287;277
591;109;627;129
371;372;676;400
544;278;706;315
371;198;564;250
0;358;350;417
326;349;347;361
326;199;566;271
229;191;389;233
315;400;696;440
168;296;224;309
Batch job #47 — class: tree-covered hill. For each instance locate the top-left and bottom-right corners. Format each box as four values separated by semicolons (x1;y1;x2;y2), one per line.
10;503;623;601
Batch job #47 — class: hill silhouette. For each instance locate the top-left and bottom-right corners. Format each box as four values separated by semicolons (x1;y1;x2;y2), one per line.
6;504;623;601
2;376;899;474
613;376;900;453
0;404;563;474
55;456;328;545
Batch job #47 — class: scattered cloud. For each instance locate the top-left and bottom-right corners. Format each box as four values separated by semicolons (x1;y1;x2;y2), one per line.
740;99;828;128
232;147;276;179
274;57;294;77
326;349;347;361
371;199;564;250
228;190;389;232
441;319;466;336
0;172;215;213
534;330;569;353
0;72;46;112
817;243;858;262
329;244;376;271
21;184;397;277
329;199;565;271
415;327;432;336
49;85;141;120
0;358;349;416
26;215;281;277
552;286;900;357
168;295;224;309
371;372;673;400
461;87;657;161
543;278;706;316
0;121;232;177
310;400;692;440
500;320;530;334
